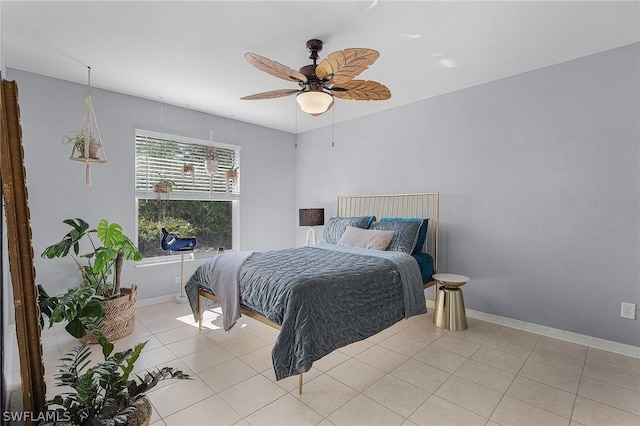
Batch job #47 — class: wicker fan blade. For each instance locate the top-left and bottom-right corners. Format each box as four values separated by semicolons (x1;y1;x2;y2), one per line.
241;89;300;100
331;80;391;101
245;53;308;83
315;48;380;84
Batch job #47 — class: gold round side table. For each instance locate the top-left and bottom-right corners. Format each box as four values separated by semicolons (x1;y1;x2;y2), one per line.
432;273;470;331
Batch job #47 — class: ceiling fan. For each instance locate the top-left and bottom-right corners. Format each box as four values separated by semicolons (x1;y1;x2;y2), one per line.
241;39;391;116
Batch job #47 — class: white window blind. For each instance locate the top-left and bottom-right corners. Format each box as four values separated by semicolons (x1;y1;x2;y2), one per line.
135;131;240;198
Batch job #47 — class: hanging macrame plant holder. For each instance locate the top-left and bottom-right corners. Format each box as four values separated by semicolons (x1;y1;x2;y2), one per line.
205;114;219;195
68;67;107;185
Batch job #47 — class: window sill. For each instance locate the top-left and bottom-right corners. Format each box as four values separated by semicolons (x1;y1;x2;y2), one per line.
134;251;233;268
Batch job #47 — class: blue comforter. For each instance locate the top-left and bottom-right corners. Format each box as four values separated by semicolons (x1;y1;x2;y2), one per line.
186;243;426;380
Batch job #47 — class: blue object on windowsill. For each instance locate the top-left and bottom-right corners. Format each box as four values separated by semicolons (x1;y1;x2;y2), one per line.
161;228;197;251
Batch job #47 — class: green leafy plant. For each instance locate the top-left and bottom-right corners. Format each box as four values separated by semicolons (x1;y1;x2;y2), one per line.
39;218;143;338
62;129;101;156
46;335;190;425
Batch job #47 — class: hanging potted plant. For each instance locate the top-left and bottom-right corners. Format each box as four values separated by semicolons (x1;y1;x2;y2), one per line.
153;173;175;195
63;129;102;159
39;218;143;342
204;146;219;175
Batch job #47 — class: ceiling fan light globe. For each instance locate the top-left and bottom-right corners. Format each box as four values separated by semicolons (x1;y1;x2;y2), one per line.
296;91;333;115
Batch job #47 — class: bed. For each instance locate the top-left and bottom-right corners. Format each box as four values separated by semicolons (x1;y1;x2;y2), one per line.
185;192;439;392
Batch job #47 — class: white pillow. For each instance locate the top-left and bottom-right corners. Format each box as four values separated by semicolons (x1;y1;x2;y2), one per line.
337;226;394;251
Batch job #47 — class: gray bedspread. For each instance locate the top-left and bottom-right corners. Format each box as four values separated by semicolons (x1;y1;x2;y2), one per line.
185;243;426;380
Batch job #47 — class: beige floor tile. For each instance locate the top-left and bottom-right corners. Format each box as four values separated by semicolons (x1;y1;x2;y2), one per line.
250;325;280;345
519;359;581;393
409;395;487;426
356;345;409;373
198;358;258;392
317;420;338;426
435;375;503;418
471;346;526;374
220;333;270;357
245;394;324;426
447;320;500;345
327;394;405;426
150;405;161;424
262;366;322;393
586;348;640;374
412;345;468;373
326;357;386;392
484;333;538;358
162;395;242;426
131;346;178;374
165;334;216;358
154;324;201;345
147;375;215;418
391;358;451;393
136;305;173;324
507;376;576;418
239;345;273;373
491;396;569;426
582;361;640;393
398;321;447;345
536;336;588;358
218;374;287;417
363;374;431;418
572;396;640;426
145;316;186;334
336;339;374;357
528;346;586;375
292;374;358;417
38;300;640;426
454;359;516;393
111;334;165;354
430;335;480;358
179;344;235;373
578;376;640;416
379;333;429;357
312;349;351;372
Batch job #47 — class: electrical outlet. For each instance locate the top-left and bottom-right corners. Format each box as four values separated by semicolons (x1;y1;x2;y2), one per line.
621;302;636;320
174;276;182;284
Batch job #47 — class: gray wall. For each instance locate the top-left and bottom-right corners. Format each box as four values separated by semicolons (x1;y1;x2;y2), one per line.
296;43;640;347
7;69;297;301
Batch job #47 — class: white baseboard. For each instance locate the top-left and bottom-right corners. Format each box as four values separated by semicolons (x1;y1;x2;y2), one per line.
426;300;640;359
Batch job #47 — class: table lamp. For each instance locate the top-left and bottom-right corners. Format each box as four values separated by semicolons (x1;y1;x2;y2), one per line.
299;208;324;245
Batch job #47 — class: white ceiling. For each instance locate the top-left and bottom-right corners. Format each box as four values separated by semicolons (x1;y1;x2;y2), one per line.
3;1;639;133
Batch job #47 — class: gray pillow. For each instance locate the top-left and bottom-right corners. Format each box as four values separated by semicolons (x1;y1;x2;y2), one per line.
338;226;394;251
321;216;374;244
370;220;422;253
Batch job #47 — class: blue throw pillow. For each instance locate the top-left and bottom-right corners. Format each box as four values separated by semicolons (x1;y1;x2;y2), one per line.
371;220;422;253
380;218;429;254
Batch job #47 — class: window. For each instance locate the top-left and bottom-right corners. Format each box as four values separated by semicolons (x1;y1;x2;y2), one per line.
135;130;240;259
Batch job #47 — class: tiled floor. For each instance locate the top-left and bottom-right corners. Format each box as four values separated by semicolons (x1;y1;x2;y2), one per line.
34;302;640;426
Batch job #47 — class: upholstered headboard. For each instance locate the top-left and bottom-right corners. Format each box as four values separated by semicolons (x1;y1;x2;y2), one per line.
336;192;439;275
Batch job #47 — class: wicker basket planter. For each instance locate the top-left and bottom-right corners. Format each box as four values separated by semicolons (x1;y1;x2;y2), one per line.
83;285;137;344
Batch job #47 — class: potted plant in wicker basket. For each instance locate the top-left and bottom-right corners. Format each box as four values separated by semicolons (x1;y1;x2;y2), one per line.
38;218;143;342
44;334;190;425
